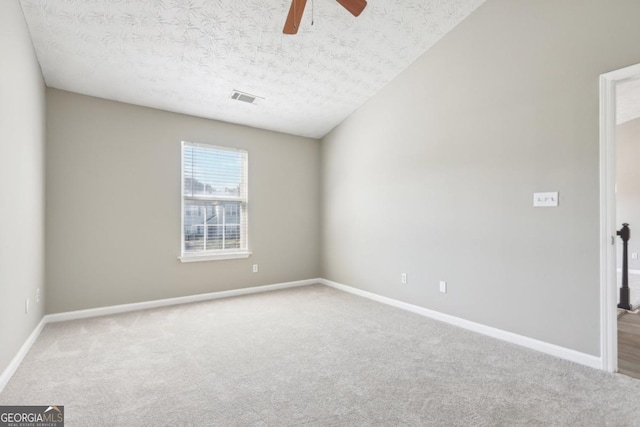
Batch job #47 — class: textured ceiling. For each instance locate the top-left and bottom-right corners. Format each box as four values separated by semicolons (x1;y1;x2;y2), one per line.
20;0;485;138
617;77;640;125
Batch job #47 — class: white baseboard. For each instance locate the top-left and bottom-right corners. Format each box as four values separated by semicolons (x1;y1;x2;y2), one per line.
1;277;603;394
46;279;318;323
0;317;47;393
0;279;319;392
319;279;602;370
616;268;640;275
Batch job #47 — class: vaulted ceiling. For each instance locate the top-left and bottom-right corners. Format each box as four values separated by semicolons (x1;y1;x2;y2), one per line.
20;0;485;138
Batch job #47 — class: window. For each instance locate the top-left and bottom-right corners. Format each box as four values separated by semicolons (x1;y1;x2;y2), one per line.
180;141;249;262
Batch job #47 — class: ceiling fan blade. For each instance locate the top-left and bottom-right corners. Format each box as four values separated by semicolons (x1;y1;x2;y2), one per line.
336;0;367;17
283;0;308;34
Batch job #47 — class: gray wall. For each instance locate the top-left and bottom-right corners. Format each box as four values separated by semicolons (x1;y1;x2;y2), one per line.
617;117;640;271
0;1;46;375
46;89;321;313
321;0;640;356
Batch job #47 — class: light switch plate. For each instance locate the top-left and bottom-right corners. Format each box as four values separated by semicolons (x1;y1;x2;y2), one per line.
533;192;559;207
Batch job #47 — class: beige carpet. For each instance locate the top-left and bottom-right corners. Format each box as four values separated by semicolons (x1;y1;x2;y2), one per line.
1;284;640;426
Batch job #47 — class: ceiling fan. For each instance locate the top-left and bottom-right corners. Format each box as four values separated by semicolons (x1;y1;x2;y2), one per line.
283;0;367;34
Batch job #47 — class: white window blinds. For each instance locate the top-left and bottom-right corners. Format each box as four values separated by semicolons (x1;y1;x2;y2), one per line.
181;141;249;260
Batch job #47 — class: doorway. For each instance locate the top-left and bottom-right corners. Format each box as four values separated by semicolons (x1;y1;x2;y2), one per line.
600;62;640;375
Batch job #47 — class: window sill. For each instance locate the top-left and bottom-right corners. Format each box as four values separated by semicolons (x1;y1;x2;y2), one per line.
179;251;252;263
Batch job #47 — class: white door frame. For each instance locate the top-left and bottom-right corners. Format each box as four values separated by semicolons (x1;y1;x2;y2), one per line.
599;63;640;373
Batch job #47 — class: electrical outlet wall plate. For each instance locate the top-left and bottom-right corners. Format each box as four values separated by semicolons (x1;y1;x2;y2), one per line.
439;281;447;293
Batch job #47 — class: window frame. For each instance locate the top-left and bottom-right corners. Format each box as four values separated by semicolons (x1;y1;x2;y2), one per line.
179;141;251;263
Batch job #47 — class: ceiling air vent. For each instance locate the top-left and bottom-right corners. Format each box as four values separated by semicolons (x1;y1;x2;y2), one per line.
230;90;263;105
